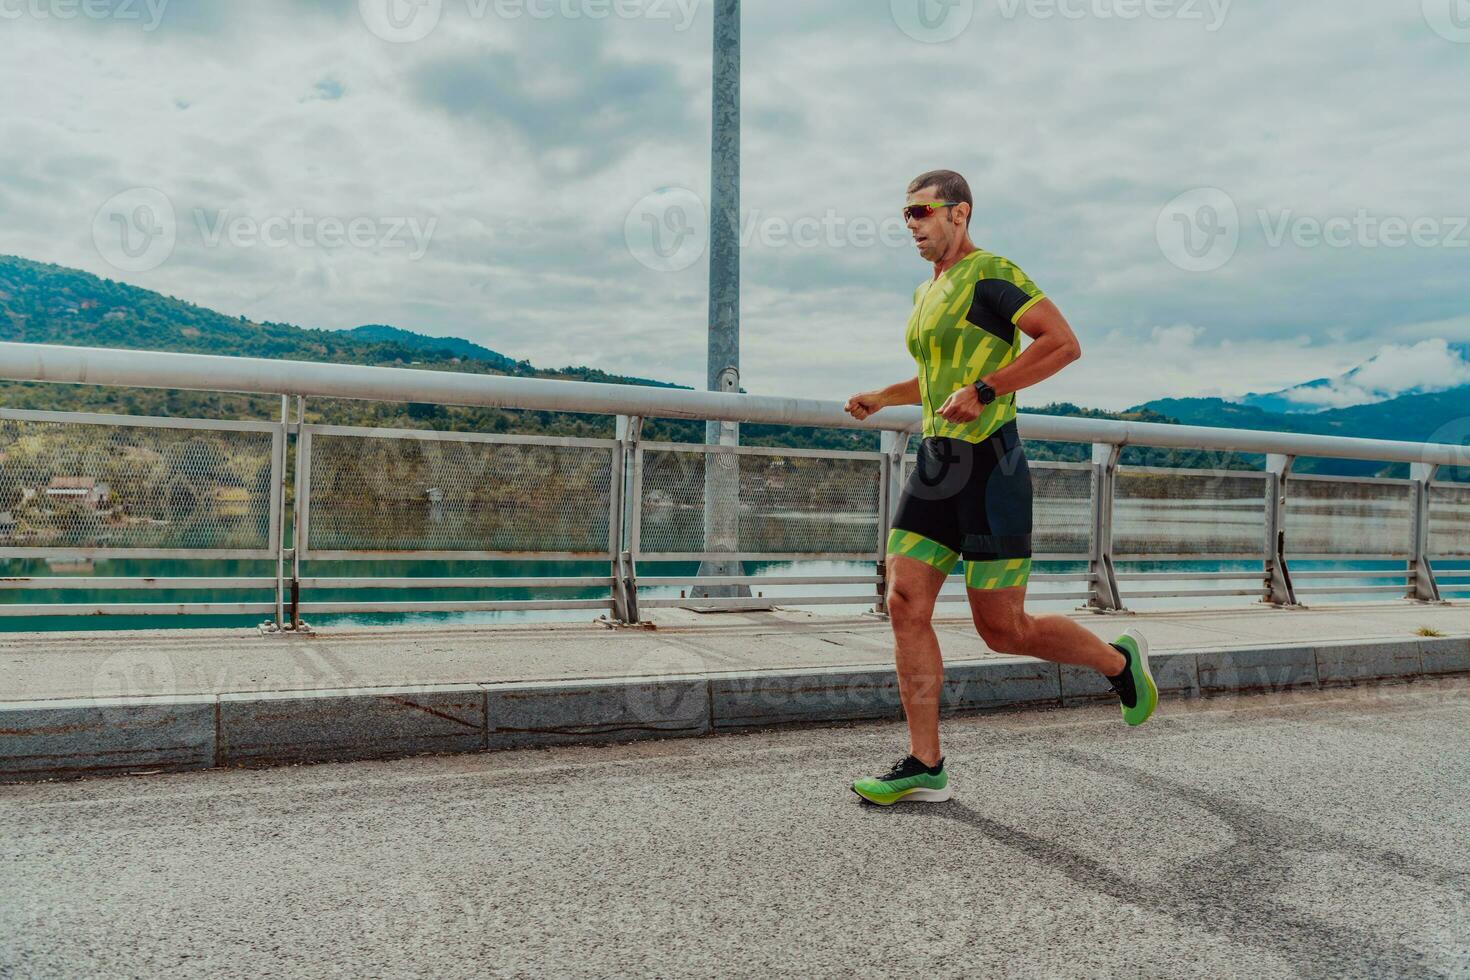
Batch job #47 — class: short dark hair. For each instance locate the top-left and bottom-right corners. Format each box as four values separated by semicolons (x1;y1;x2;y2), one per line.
907;169;972;224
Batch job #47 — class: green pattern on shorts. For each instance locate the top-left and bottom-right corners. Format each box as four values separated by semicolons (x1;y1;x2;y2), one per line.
965;557;1031;591
886;528;960;575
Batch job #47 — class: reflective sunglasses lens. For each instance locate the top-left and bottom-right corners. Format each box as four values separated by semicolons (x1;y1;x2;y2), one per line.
904;205;933;221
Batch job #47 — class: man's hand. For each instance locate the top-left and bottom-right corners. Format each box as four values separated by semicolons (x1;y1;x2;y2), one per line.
844;391;887;421
937;385;981;424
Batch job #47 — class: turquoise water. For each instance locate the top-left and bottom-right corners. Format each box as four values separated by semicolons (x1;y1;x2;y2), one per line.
0;554;1453;632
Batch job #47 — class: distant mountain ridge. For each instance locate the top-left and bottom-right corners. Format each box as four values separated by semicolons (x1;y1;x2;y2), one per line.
343;323;689;390
1133;386;1470;479
1233;339;1470;414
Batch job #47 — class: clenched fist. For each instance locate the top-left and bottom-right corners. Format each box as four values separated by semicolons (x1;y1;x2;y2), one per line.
844;392;885;421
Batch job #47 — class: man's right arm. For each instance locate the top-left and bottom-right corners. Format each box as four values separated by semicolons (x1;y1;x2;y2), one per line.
877;376;921;406
845;377;920;421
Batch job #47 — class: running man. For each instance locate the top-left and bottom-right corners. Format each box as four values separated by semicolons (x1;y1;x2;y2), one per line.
843;170;1157;806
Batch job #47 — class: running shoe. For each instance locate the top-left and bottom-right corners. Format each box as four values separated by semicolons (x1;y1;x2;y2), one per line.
851;754;951;805
1109;626;1158;727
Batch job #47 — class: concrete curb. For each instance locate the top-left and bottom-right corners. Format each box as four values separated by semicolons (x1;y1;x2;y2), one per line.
3;637;1467;782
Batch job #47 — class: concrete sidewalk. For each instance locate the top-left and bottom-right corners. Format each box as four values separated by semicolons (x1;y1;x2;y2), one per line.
3;601;1469;781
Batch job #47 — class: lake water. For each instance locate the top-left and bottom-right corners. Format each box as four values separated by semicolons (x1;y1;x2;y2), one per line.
0;553;1458;632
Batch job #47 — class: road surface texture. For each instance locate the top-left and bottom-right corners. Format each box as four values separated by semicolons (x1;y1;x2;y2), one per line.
4;678;1469;979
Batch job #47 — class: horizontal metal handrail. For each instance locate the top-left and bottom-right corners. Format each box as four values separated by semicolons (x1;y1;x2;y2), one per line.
0;577;279;590
2;341;1467;624
4;341;1470;467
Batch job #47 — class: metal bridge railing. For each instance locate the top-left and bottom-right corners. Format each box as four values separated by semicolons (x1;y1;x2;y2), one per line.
1;340;1467;630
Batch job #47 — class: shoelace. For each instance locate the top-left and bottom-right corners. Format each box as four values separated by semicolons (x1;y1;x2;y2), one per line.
881;756;916;781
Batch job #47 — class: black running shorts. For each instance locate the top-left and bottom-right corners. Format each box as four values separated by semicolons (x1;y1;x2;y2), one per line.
885;419;1034;590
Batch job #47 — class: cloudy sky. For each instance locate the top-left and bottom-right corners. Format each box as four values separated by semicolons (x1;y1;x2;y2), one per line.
1;0;1466;411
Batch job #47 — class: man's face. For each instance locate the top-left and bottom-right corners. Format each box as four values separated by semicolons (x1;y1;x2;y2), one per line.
905;186;968;263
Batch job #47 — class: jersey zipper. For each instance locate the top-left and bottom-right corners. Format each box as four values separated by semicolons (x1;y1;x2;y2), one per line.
915;275;947;432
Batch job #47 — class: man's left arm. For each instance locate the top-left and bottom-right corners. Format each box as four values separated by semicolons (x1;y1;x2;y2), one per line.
980;298;1082;398
936;298;1082;421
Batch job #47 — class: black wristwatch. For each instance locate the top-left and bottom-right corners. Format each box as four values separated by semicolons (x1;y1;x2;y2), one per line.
972;380;997;406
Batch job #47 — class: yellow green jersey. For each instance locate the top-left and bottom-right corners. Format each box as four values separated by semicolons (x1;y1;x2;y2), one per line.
905;248;1046;444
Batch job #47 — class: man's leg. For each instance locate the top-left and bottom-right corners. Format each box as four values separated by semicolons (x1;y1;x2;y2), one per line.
963;574;1159;726
963;580;1125;674
886;552;950;767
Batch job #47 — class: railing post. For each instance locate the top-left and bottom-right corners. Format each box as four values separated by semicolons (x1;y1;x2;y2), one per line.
1085;442;1124;613
612;415;643;624
1408;461;1445;604
873;429;911;616
1263;453;1299;608
272;394;289;630
289;395;307;631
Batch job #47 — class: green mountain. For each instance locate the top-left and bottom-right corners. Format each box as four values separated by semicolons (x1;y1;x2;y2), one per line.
344;324;525;372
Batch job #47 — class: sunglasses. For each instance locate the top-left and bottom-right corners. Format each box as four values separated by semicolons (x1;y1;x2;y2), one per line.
903;201;962;221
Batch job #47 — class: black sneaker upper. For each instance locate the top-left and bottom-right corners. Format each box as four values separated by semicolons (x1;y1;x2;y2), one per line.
881;754;945;781
1106;642;1137;708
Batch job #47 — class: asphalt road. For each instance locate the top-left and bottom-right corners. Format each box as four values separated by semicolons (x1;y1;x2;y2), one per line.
4;678;1469;979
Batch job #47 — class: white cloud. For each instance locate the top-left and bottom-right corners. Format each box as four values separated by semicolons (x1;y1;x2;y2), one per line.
1280;339;1470;410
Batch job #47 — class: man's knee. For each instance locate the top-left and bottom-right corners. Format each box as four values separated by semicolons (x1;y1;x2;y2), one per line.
975;611;1032;653
886;583;932;631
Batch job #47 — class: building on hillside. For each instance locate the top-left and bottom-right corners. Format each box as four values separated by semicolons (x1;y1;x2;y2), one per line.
44;476;112;510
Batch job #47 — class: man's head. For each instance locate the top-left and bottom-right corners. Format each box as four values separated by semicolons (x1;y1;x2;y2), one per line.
905;169;973;264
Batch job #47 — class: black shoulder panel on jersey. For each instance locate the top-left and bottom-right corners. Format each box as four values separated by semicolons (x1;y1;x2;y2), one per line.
964;278;1034;345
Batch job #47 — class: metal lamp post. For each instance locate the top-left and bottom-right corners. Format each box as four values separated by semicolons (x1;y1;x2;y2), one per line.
691;0;753;603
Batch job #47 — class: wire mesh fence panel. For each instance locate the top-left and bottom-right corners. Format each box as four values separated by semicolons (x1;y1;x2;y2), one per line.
1428;482;1470;558
1285;476;1414;558
0;415;276;554
638;447;882;555
305;431;614;556
1114;468;1268;558
1033;462;1093;556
